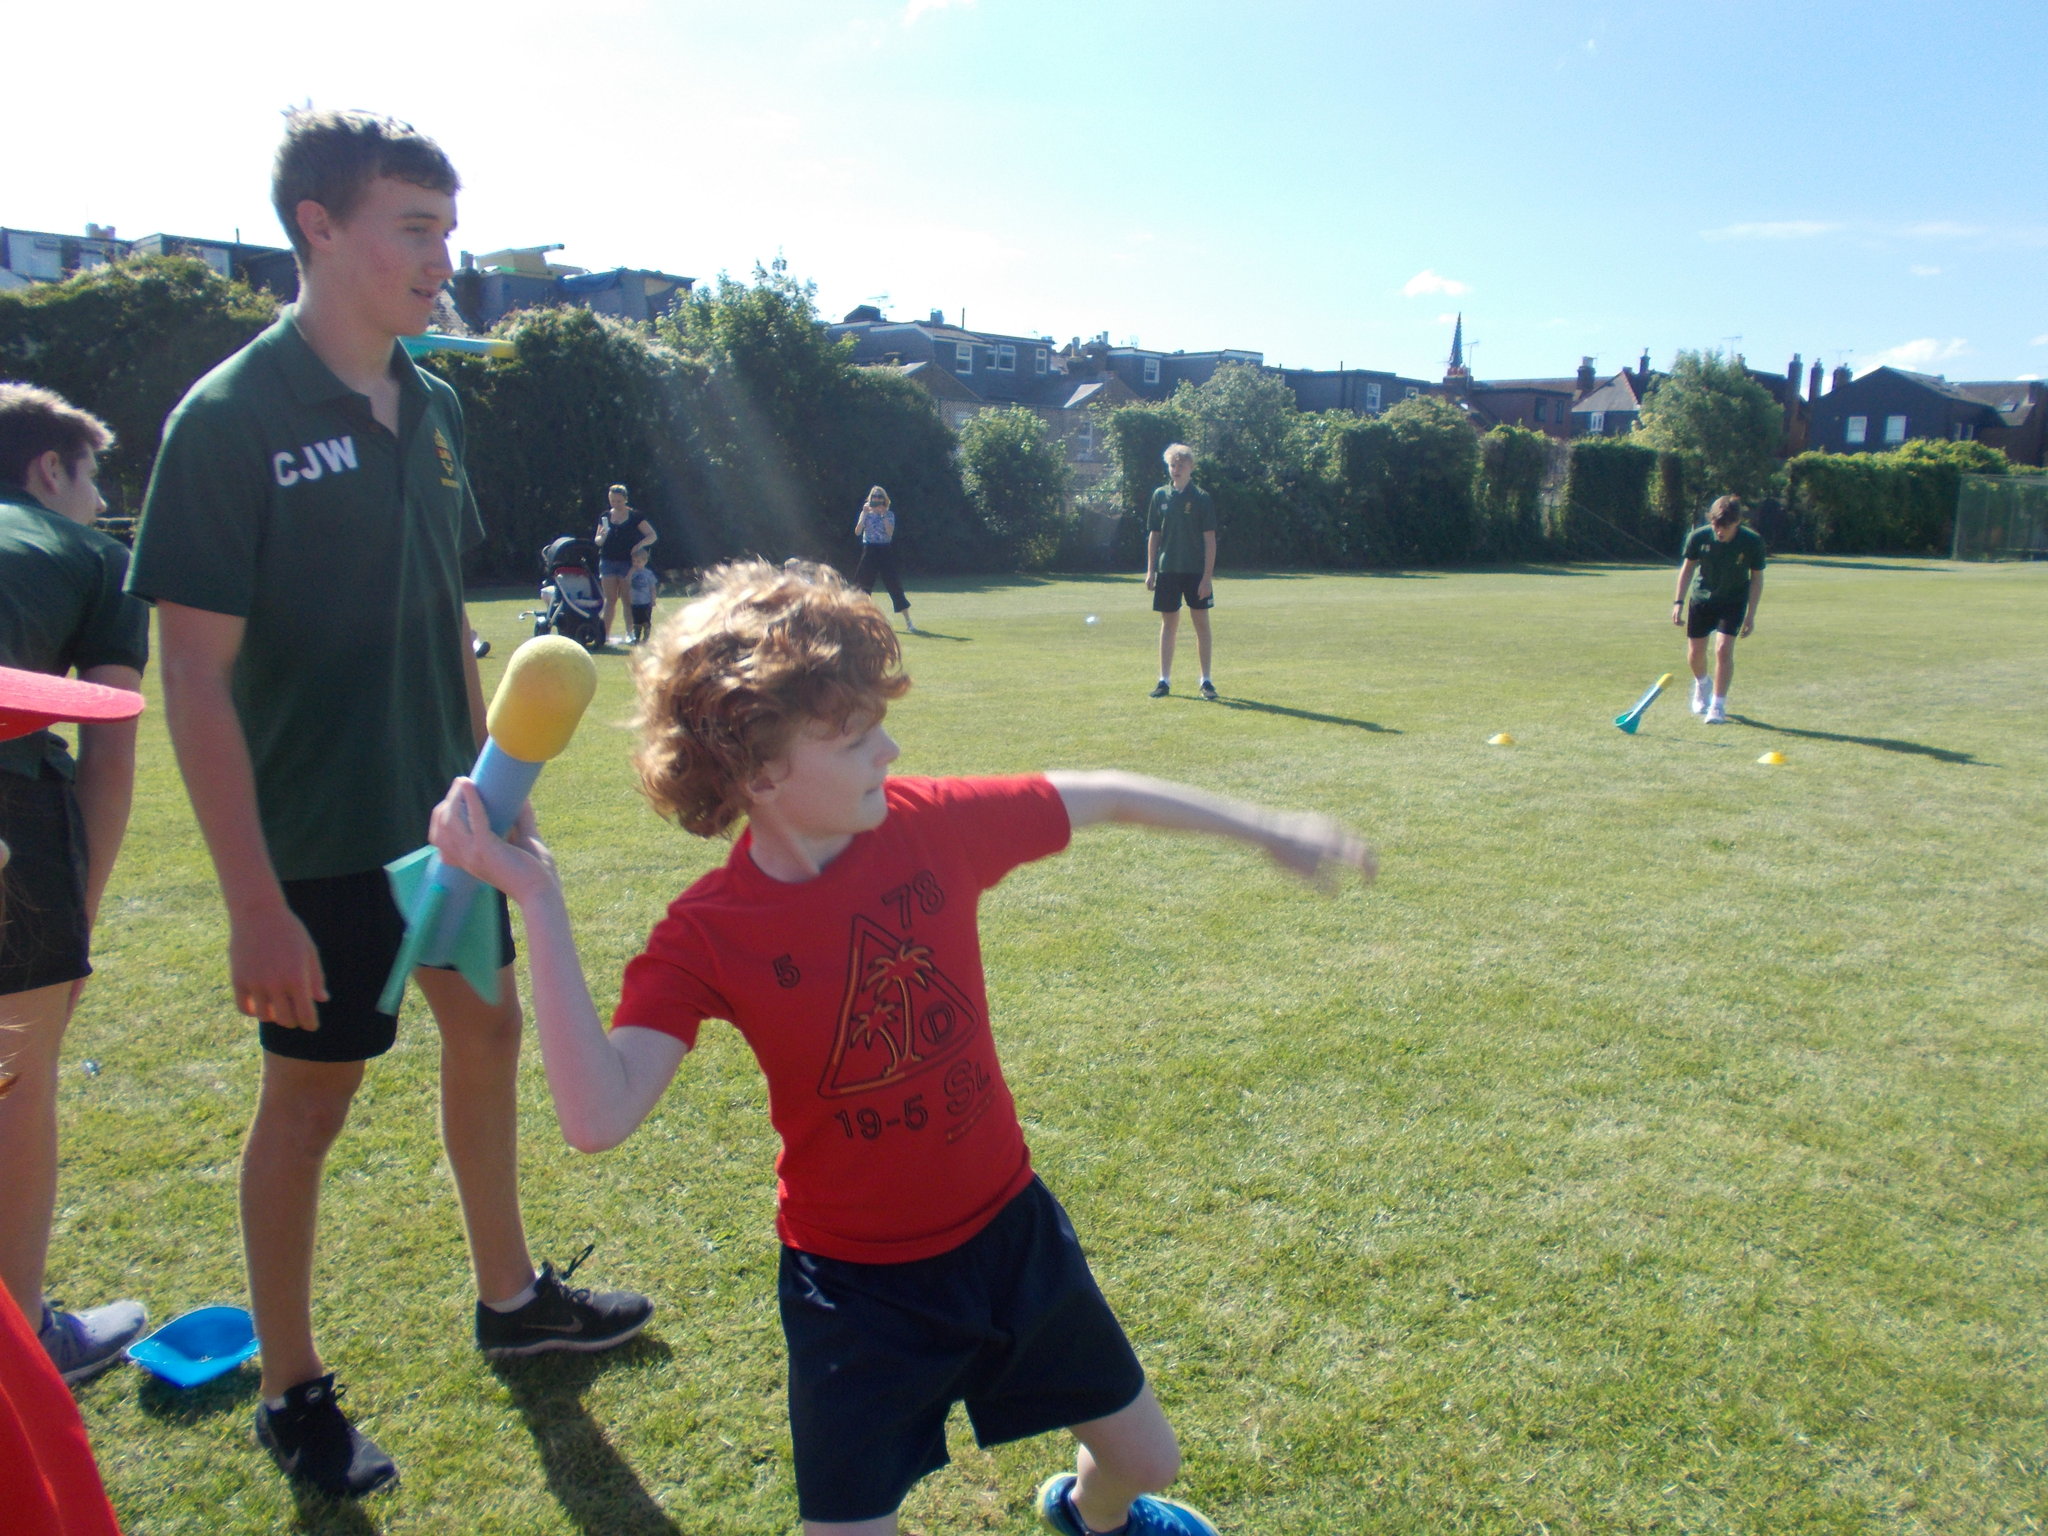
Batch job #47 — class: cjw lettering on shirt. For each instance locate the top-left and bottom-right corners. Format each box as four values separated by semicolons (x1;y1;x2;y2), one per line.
272;436;359;487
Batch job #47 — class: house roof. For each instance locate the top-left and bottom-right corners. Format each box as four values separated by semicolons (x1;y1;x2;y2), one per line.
1875;368;1993;407
1953;381;2041;426
1573;373;1644;414
1474;377;1578;395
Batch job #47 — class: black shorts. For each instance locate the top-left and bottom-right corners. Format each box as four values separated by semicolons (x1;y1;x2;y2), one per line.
263;868;515;1063
630;603;653;629
778;1177;1146;1524
0;767;91;997
1686;597;1747;639
1151;572;1213;613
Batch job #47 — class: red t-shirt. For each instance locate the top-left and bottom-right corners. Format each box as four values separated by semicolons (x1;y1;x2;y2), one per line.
614;775;1071;1263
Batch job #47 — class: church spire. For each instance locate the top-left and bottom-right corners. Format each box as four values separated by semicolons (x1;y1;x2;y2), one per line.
1449;312;1464;371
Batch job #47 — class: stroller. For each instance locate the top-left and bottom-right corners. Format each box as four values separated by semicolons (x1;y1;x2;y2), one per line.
532;536;607;649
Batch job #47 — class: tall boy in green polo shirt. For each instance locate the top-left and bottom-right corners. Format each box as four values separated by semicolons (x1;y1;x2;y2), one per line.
0;383;150;1385
1143;443;1218;700
128;110;649;1501
1671;494;1766;726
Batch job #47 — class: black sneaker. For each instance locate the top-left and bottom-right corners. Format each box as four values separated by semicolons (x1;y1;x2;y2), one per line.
1199;680;1218;700
1149;680;1170;698
255;1373;397;1499
475;1245;653;1359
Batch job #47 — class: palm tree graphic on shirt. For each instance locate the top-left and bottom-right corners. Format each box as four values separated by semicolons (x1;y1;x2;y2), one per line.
820;915;978;1097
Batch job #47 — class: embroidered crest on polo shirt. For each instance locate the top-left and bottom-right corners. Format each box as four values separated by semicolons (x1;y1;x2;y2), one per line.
271;436;359;488
432;427;460;488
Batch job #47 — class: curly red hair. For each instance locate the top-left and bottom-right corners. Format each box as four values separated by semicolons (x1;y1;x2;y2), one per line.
630;559;910;836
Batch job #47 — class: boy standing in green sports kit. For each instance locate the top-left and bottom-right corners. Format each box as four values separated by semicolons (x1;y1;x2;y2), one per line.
1672;494;1766;725
128;109;648;1500
1143;444;1218;700
0;384;150;1385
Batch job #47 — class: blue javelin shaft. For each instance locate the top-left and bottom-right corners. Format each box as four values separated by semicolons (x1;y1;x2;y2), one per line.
417;739;540;961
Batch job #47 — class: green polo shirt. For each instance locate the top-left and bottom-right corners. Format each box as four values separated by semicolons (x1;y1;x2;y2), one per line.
1145;481;1217;575
128;313;485;881
0;485;150;780
1681;523;1766;607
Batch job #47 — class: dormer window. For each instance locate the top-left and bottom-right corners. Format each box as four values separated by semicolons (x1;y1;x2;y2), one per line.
1143;358;1160;385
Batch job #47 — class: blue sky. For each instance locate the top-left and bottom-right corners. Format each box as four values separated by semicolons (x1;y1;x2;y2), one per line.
12;0;2046;382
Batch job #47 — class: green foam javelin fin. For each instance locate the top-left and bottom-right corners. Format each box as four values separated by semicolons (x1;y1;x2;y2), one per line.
379;846;441;1016
446;891;504;1006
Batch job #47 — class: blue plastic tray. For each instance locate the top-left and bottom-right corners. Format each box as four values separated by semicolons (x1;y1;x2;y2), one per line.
126;1305;260;1387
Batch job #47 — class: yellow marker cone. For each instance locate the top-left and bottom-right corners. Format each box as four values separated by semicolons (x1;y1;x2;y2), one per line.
1757;750;1786;765
1488;732;1515;746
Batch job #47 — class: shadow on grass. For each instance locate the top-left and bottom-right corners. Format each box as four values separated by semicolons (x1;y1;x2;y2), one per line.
901;627;972;643
135;1362;261;1423
1774;557;1946;572
493;1336;681;1536
286;1486;382;1535
1208;694;1401;733
1732;715;1988;765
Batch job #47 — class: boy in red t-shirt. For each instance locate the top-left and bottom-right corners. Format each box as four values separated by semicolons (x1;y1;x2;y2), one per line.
428;559;1375;1536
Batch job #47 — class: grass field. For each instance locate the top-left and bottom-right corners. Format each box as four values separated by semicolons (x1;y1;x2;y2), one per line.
59;558;2048;1534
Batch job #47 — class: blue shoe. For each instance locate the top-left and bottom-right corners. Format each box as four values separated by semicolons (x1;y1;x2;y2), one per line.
1035;1473;1219;1535
39;1299;147;1384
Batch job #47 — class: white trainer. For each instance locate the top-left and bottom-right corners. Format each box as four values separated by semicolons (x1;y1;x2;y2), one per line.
1704;699;1728;725
1690;677;1710;715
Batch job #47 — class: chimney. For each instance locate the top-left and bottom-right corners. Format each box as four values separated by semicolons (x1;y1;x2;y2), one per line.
460;250;474;270
1830;365;1851;394
1787;354;1801;393
1576;356;1596;395
1638;348;1652;384
929;308;944;325
1808;358;1823;402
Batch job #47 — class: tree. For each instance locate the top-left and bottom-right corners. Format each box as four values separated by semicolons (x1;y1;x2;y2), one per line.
957;407;1072;570
1636;350;1783;510
1168;363;1312;566
424;305;705;579
0;256;278;513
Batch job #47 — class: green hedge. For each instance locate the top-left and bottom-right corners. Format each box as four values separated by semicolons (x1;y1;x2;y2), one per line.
1556;438;1661;557
1786;440;2013;555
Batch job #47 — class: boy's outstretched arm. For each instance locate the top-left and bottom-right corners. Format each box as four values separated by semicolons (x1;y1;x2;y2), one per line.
1045;770;1376;890
429;779;686;1153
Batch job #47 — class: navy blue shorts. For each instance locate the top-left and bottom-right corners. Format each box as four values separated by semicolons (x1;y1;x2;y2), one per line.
262;868;515;1063
0;767;90;997
778;1177;1146;1524
1151;572;1213;613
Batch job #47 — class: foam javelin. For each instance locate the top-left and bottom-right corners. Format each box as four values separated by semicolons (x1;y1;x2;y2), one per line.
377;636;597;1013
1614;672;1674;734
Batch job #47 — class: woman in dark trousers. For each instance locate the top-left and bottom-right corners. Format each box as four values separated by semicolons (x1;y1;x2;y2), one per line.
851;485;914;632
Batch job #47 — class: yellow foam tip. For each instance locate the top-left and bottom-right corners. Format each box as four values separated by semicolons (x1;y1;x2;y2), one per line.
1654;673;1673;688
487;636;598;762
1488;732;1515;746
1757;750;1786;765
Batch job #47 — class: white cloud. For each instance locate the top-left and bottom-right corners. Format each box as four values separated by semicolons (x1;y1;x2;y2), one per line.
1856;338;1970;375
1900;221;1984;239
2018;373;2042;382
2032;333;2048;346
1700;220;1840;241
1403;268;1469;298
1435;312;1459;324
903;0;975;22
1909;264;1940;277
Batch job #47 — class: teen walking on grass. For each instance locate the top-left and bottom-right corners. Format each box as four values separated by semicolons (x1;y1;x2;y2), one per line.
1673;494;1766;724
428;558;1375;1535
